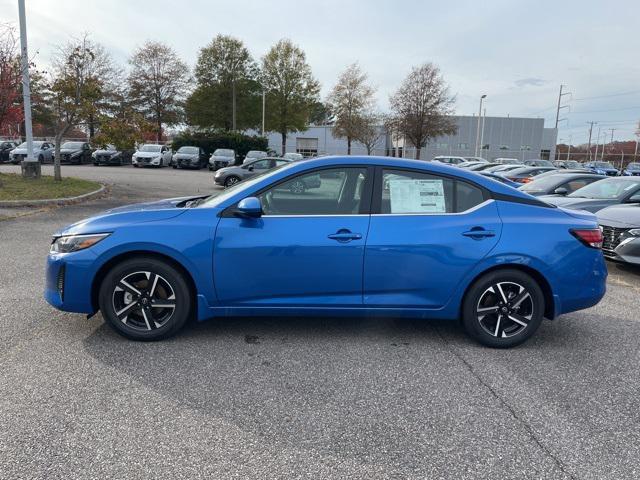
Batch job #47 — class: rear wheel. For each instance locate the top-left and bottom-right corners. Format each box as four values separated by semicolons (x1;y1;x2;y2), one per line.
98;257;192;341
461;269;544;348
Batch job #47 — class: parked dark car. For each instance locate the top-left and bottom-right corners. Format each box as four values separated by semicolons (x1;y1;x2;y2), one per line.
501;166;557;184
9;140;55;164
553;160;582;169
214;157;291;187
467;162;501;171
622;162;640;176
523;159;554;167
0;141;18;163
597;204;640;265
457;161;484;169
584;161;619;176
477;171;521;188
519;173;605;196
172;146;208;169
92;145;132;166
60;141;93;164
463;156;488;163
432;156;467;165
542;177;640;212
535;168;593;179
483;164;526;174
208;148;238;170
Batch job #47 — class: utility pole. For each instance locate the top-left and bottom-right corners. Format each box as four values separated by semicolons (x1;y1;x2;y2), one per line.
608;128;616;166
586;121;596;161
474;94;486;157
594;126;601;161
261;90;265;136
554;84;571;129
17;0;40;179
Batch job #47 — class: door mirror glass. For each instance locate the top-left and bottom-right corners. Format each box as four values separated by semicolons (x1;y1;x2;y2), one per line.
627;193;640;203
554;187;568;196
235;197;262;218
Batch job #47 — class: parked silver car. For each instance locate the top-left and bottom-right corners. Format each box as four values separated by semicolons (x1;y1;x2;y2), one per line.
242;150;268;165
214;157;291;187
171;146;208;169
282;152;304;161
208;148;237;171
9;141;55;164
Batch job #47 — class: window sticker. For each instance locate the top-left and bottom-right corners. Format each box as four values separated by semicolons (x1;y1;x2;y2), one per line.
388;178;446;213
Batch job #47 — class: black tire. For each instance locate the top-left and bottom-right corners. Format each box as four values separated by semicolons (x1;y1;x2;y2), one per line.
98;256;192;341
133;164;139;168
461;269;544;348
224;175;241;188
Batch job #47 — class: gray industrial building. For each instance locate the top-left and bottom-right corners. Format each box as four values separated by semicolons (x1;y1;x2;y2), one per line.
266;115;557;161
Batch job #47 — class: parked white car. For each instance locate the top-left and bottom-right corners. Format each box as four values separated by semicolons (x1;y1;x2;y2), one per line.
132;144;172;168
242;150;268;165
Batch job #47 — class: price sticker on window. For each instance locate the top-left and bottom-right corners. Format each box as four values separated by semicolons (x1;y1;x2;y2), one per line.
388;178;446;213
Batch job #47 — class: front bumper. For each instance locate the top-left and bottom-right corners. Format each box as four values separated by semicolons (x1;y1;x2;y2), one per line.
603;237;640;265
44;251;97;314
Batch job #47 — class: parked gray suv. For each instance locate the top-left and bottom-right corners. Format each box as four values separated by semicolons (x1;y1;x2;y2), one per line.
172;146;208;169
208;148;238;171
214;157;291;187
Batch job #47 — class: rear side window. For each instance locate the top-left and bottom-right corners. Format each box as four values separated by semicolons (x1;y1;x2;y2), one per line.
380;169;486;214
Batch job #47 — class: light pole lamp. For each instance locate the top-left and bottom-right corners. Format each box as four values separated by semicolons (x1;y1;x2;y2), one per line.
475;95;486;157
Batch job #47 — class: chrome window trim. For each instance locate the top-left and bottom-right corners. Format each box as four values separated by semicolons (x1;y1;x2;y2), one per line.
261;214;370;218
373;198;494;217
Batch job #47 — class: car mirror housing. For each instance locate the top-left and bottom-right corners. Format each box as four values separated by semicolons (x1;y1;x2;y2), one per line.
235;197;262;218
248;166;254;172
554;187;568;196
626;193;640;203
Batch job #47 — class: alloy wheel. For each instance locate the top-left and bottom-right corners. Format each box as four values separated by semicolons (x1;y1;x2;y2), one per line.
476;281;533;338
225;176;240;187
111;271;176;332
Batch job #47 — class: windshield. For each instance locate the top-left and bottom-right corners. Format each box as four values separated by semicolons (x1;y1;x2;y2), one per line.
214;149;234;157
139;145;162;152
627;163;640;170
17;141;43;148
565;161;580;168
568;178;640;199
199;162;294;207
246;151;266;158
61;142;84;149
178;146;198;154
593;162;614;168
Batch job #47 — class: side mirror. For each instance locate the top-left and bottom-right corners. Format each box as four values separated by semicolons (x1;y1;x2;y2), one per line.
235;197;262;218
626;193;640;204
554;187;568;196
248;166;254;172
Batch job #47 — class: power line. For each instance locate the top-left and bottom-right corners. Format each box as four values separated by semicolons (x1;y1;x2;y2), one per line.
573;90;640;102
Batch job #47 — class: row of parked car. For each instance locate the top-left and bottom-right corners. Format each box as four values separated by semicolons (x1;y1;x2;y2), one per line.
433;156;640;267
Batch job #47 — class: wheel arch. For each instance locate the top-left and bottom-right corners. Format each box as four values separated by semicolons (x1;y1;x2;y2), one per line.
90;250;198;313
462;264;555;319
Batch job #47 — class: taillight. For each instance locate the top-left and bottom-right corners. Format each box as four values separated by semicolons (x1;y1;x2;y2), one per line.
571;228;603;249
507;177;530;183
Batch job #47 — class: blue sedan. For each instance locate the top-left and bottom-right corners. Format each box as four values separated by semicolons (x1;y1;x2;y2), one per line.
45;157;607;348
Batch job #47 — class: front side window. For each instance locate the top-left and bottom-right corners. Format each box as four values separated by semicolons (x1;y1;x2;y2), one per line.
380;169;486;214
258;167;368;216
250;159;271;170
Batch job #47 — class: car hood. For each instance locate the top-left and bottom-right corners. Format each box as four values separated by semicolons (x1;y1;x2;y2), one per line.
597;204;640;227
541;195;614;213
174;153;198;159
53;196;204;236
135;151;162;158
95;149;119;155
11;148;33;155
60;148;82;155
211;155;234;161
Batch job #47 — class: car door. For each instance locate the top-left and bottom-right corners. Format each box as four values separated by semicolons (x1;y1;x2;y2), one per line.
364;167;502;308
213;166;372;306
245;159;271;179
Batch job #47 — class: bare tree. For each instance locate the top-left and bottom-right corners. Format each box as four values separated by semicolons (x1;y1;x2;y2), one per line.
388;63;457;160
0;23;21;136
49;36;114;180
128;41;190;141
327;63;375;155
354;112;384;155
261;39;320;155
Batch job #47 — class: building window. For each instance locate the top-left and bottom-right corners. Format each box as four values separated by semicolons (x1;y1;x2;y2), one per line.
435;142;448;149
481;144;490;150
520;145;531;151
499;145;510;150
457;143;469;150
540;149;550;160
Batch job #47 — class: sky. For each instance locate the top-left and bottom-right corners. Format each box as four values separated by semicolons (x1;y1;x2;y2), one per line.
1;0;639;144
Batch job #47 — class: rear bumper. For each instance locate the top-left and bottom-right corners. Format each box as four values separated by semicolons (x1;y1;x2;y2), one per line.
552;252;607;317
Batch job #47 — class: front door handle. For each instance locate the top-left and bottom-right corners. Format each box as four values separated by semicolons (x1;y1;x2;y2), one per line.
328;229;362;243
462;228;495;239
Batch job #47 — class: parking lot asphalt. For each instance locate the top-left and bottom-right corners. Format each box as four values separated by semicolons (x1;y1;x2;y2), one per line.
1;164;639;479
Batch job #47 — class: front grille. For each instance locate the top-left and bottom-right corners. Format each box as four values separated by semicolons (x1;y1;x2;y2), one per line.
601;225;628;252
606;171;617;176
57;264;66;301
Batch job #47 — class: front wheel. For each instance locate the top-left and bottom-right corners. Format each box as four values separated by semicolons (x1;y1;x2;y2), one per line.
224;175;240;188
98;257;192;341
461;269;544;348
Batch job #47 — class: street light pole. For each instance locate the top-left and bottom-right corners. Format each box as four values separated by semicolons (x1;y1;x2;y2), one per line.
261;90;265;137
17;0;40;178
474;94;486;157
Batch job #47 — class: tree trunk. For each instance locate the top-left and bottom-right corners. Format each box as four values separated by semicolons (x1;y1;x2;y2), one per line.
347;137;351;155
54;134;63;181
232;80;236;131
415;147;421;160
281;131;286;156
156;117;162;142
88;113;95;139
366;145;372;155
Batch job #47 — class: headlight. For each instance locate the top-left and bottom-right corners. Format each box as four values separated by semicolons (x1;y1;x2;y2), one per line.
50;233;110;253
91;152;96;158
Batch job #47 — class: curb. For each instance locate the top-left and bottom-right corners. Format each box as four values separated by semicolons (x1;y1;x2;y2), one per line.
0;184;107;207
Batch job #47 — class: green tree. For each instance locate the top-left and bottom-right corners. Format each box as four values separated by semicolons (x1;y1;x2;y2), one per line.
327;63;376;154
187;35;260;131
127;41;190;141
261;39;320;155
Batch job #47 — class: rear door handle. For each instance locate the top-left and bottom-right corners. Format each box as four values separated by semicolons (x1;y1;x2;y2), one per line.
462;228;495;239
328;229;362;242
